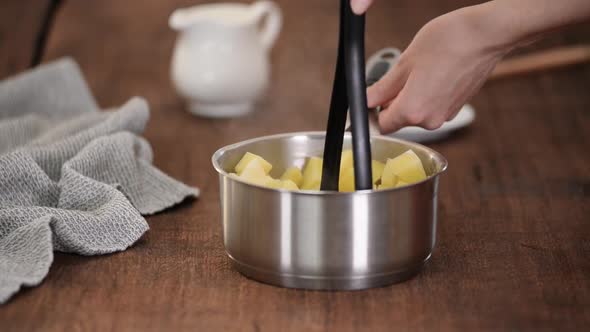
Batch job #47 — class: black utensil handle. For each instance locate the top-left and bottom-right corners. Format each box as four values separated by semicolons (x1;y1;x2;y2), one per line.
344;4;373;190
320;0;349;191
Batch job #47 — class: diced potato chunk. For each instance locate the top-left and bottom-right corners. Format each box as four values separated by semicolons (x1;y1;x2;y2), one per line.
235;152;272;175
280;167;303;187
263;177;284;189
301;157;323;190
340;150;384;185
381;165;399;188
379;178;398;189
338;167;355;192
378;179;410;190
281;179;299;190
372;160;385;184
235;153;300;191
340;149;354;171
383;150;427;184
240;158;267;184
395;180;410;188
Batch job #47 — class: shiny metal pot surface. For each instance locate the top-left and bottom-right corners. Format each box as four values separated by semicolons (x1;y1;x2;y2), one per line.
212;132;447;290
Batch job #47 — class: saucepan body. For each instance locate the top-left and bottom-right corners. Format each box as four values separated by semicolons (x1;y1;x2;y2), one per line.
212;132;447;290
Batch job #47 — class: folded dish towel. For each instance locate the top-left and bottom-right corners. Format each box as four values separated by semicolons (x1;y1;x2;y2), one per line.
0;58;199;304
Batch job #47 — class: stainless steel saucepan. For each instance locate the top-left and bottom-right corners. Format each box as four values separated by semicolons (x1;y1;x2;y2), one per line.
212;132;447;290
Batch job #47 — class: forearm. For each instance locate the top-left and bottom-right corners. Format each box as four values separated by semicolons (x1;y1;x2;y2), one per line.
469;0;590;51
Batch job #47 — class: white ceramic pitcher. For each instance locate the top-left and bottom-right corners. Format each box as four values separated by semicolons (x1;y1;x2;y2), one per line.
169;1;282;118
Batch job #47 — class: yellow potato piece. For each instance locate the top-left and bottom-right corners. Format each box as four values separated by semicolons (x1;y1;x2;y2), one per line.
235;152;272;175
243;173;299;191
338;167;355;192
372;160;385;184
338;165;383;192
280;167;303;187
301;157;323;190
382;150;427;187
381;164;399;188
281;179;299;190
340;150;384;185
340;149;354;171
395;180;410;188
263;177;283;189
379;178;398;189
378;179;410;190
240;158;267;182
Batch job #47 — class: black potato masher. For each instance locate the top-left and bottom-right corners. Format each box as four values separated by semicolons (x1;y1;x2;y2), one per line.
321;0;372;191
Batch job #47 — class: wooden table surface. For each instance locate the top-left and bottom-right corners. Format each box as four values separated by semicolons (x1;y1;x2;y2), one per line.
1;0;589;331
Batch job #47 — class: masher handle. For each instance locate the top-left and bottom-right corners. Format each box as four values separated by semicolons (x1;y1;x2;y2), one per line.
344;3;373;190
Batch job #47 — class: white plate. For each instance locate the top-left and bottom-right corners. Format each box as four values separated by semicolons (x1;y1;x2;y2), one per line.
389;104;476;143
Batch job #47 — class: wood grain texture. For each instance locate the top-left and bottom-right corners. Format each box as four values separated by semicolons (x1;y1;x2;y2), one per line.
491;45;590;79
1;1;589;331
0;0;52;77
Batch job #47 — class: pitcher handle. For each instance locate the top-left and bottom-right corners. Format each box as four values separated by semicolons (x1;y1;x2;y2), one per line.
251;1;282;51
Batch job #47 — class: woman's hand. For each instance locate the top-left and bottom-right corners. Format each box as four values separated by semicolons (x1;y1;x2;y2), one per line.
369;7;511;133
353;0;590;133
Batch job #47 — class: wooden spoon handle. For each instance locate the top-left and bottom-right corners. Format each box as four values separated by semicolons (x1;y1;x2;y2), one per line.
490;45;590;79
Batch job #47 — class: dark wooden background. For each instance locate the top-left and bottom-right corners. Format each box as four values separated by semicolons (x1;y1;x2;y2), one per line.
1;0;589;331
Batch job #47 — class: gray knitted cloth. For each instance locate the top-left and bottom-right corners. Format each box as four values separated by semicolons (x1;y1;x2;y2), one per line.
0;58;199;304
